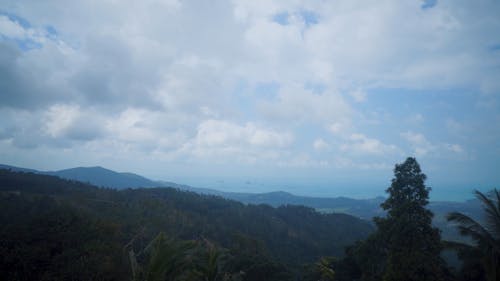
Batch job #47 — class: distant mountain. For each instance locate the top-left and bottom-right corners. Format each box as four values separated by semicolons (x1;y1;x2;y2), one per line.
0;164;38;173
46;166;159;189
0;164;160;189
0;163;481;224
220;191;386;220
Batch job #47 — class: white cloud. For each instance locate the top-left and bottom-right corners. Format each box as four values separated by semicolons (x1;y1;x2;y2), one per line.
44;104;80;138
445;143;464;154
341;133;400;155
400;131;435;157
0;0;497;184
349;89;367;103
193;119;293;148
175;119;294;164
258;84;351;126
328;121;351;135
313;138;329;151
401;131;465;157
0;15;28;39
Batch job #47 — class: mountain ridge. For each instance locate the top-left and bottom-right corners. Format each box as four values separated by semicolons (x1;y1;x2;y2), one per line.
0;163;480;222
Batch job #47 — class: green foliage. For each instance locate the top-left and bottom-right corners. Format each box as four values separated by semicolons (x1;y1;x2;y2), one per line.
0;192;127;280
378;157;446;281
447;189;500;281
0;169;372;280
349;234;386;281
304;256;336;281
349;158;447;281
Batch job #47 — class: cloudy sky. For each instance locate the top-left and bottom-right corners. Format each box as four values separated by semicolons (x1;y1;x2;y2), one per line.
1;0;499;199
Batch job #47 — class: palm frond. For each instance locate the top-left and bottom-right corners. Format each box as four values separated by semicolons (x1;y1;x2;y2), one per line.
441;240;474;251
474;190;500;239
447;212;494;245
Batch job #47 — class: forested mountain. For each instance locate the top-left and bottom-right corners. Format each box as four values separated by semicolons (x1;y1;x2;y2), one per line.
0;164;159;189
0;164;482;223
0;163;483;246
0;169;373;280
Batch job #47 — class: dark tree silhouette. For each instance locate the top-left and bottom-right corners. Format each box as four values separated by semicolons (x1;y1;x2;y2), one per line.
375;157;446;281
447;189;500;281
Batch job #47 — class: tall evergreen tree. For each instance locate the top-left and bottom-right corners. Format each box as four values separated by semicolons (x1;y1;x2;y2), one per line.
375;157;445;281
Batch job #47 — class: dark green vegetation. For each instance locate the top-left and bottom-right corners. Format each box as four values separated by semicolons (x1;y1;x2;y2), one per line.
364;157;447;281
326;158;449;281
0;168;372;280
0;163;483;229
0;158;496;281
315;158;496;281
0;164;159;189
447;189;500;281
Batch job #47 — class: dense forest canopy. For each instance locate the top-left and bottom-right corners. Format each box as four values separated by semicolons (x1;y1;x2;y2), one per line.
0;168;372;280
0;157;497;281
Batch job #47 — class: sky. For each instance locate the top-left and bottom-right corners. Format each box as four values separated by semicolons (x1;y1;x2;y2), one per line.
0;0;499;200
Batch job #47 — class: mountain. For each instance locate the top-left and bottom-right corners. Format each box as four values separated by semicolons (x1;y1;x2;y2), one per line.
220;191;386;220
0;164;383;219
0;163;482;224
0;164;38;173
0;164;159;189
46;166;158;189
0;169;374;280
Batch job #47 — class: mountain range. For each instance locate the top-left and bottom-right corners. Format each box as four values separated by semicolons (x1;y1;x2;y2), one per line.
0;163;481;224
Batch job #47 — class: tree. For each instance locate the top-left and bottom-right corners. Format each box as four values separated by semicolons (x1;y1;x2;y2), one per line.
375;157;446;281
127;232;197;281
447;189;500;281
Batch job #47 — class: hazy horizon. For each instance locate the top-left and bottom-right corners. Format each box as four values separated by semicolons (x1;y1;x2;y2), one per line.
1;1;499;199
0;161;487;202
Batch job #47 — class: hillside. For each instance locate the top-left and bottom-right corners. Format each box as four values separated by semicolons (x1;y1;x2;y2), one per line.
0;163;482;224
46;166;158;189
0;164;158;189
0;169;373;280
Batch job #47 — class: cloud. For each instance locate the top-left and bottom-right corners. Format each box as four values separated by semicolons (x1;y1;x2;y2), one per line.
42;104;111;142
340;133;400;155
400;131;465;157
400;131;435;157
192;119;292;149
0;0;497;187
445;143;464;153
172;119;294;164
349;89;367;103
313;138;329;151
258;84;352;126
0;15;28;38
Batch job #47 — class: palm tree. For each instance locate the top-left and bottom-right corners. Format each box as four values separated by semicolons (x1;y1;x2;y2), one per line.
127;232;197;281
191;238;226;281
447;189;500;281
144;233;197;281
315;257;336;281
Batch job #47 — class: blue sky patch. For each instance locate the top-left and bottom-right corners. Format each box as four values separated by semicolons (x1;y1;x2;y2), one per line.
489;44;500;52
300;10;319;26
272;12;289;25
45;25;58;39
0;11;31;28
421;0;438;10
16;38;42;51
